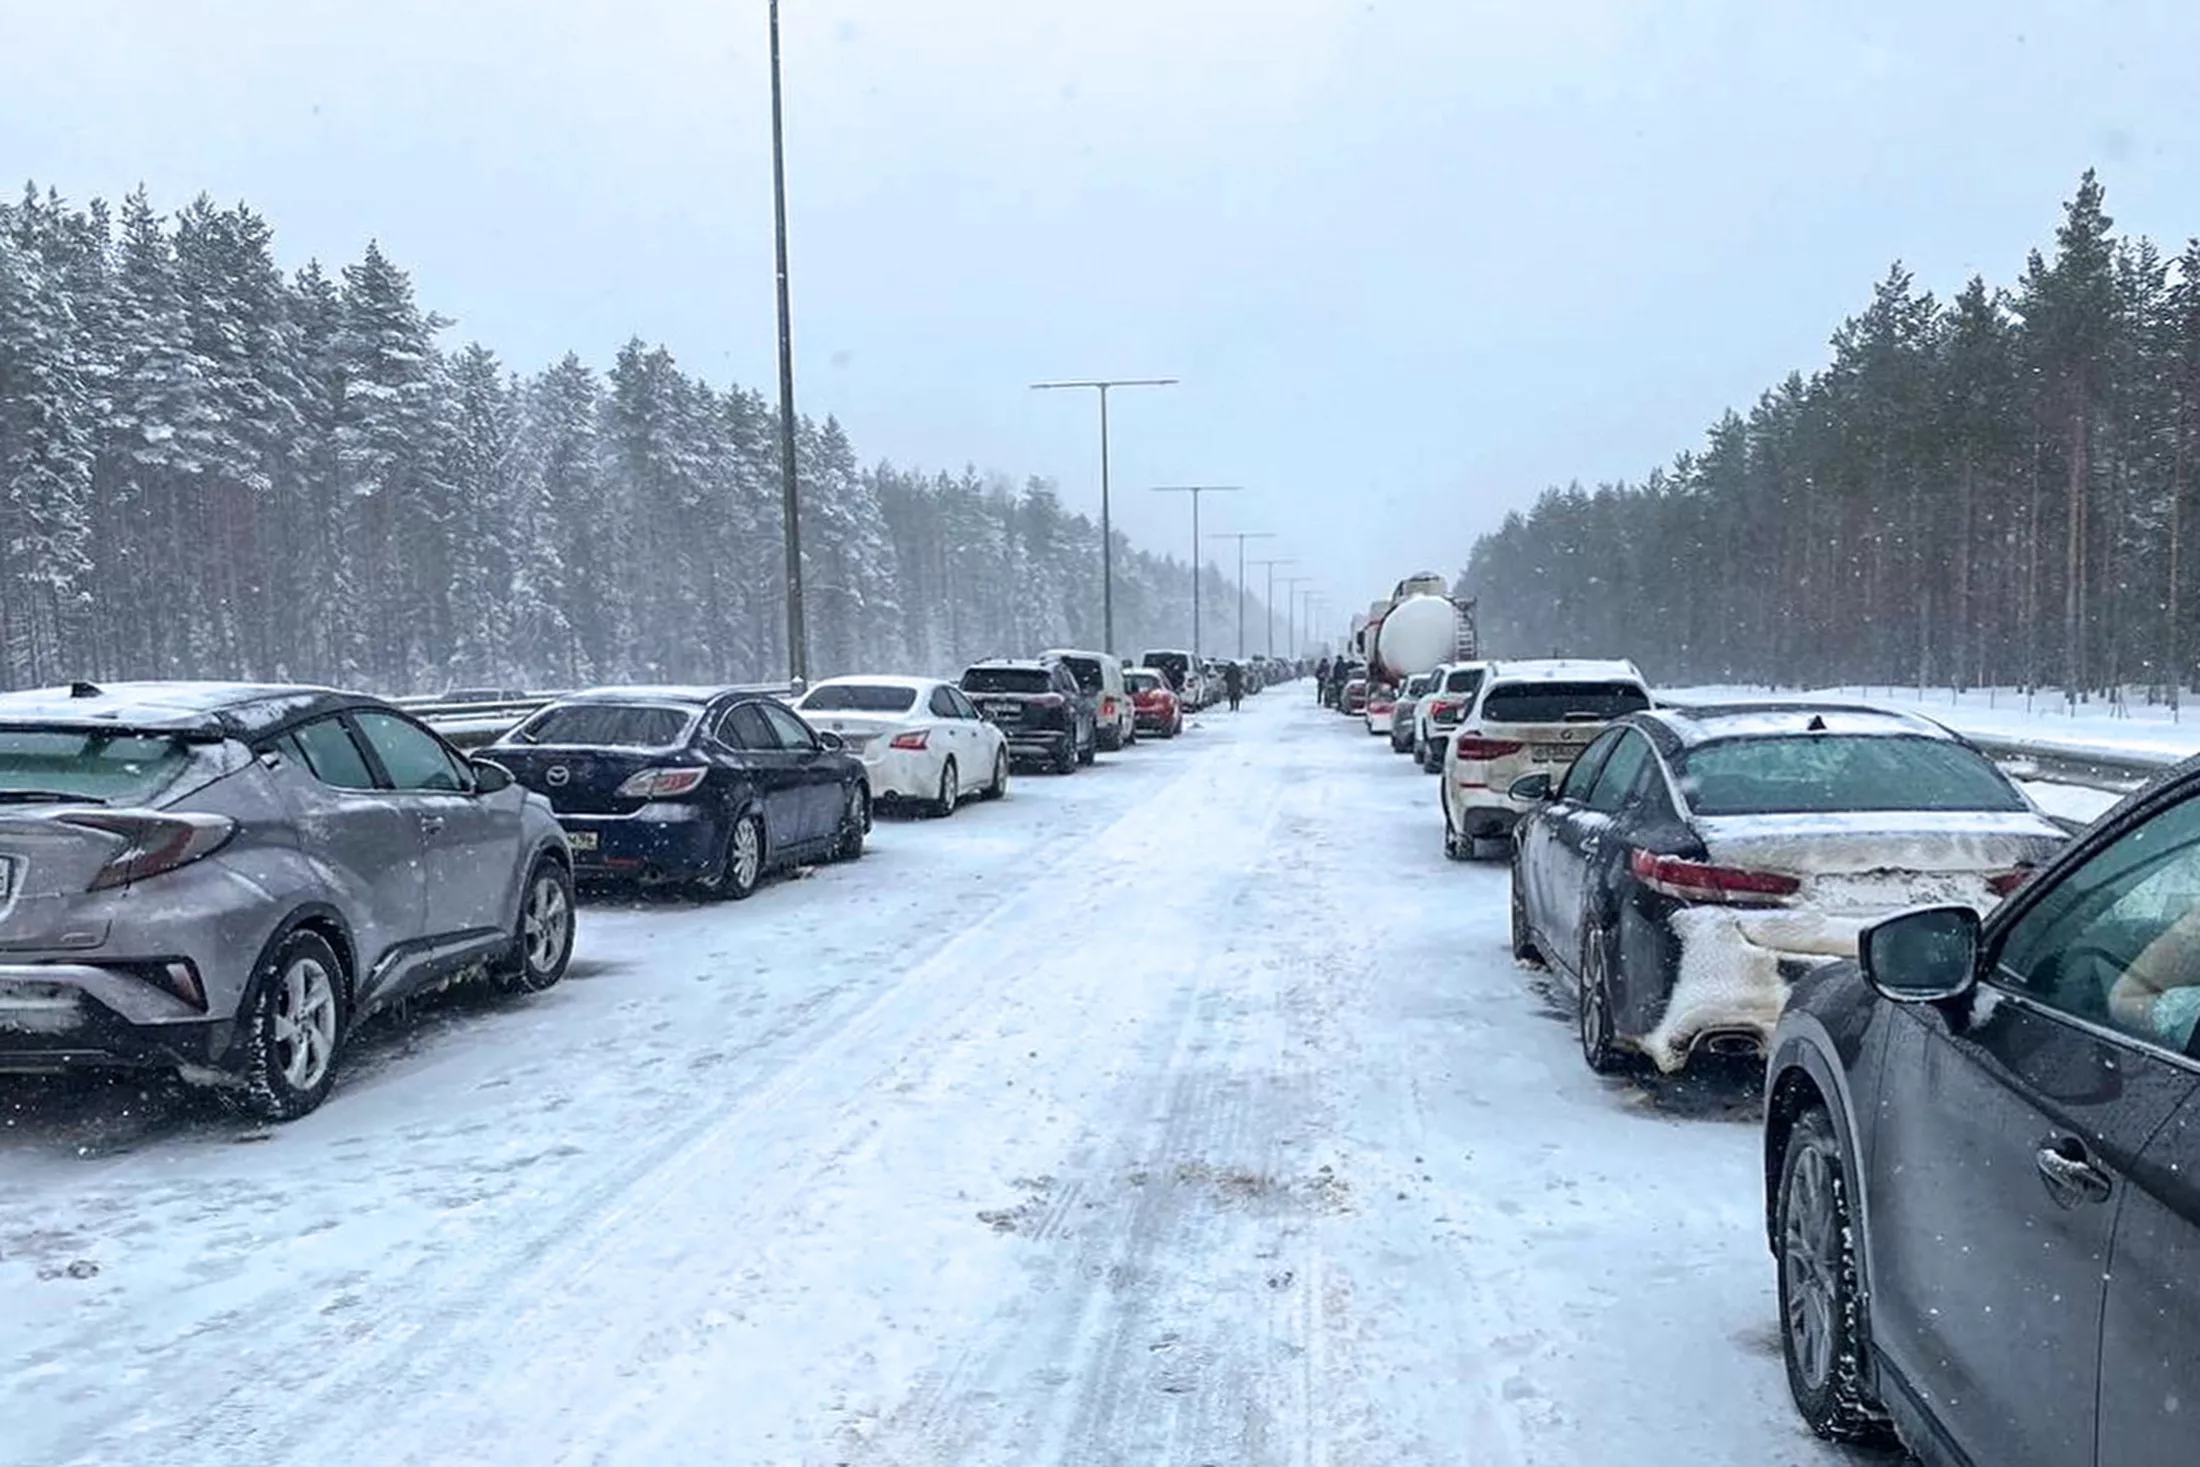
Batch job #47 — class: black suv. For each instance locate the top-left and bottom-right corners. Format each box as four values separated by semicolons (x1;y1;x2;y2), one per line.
959;659;1097;774
1764;760;2200;1467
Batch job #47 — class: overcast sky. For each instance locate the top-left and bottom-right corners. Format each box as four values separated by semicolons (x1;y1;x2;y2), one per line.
7;0;2197;630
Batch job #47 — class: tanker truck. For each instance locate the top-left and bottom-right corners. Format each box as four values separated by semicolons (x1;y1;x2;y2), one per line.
1358;574;1478;688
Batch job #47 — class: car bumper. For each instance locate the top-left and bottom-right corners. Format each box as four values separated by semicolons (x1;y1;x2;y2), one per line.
558;805;724;884
1132;707;1175;730
858;748;941;803
1446;787;1528;840
1003;731;1072;759
1637;908;1847;1073
0;964;237;1073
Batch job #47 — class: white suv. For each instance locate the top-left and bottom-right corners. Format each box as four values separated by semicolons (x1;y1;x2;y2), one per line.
1412;661;1487;771
1439;659;1651;860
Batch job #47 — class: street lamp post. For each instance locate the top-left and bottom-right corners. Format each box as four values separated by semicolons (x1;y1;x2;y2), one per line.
1277;574;1311;658
1248;557;1296;658
768;0;807;687
1297;589;1325;657
1208;531;1275;657
1031;378;1177;655
1150;486;1241;660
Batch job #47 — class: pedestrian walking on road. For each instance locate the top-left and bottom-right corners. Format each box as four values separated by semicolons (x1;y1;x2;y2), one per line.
1223;660;1245;712
1314;656;1331;702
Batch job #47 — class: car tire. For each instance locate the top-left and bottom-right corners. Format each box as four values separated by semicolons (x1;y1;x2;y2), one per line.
1777;1108;1894;1445
1578;926;1634;1075
495;859;575;994
1053;735;1078;775
930;758;960;818
1414;734;1431;766
715;812;766;900
984;749;1009;800
831;785;869;861
234;928;347;1122
1078;724;1097;765
1442;804;1471;863
1509;863;1542;966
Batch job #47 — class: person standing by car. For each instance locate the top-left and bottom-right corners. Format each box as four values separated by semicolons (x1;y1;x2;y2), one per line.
1314;655;1332;700
1223;660;1245;712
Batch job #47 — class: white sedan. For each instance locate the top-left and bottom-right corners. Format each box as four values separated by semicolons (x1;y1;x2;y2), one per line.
794;675;1009;817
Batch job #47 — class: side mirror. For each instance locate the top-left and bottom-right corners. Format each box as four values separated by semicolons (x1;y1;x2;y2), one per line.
1508;773;1554;803
1861;905;1981;1003
817;731;845;753
471;757;514;794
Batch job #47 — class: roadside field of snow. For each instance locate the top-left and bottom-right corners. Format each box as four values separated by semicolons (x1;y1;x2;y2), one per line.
4;694;1850;1467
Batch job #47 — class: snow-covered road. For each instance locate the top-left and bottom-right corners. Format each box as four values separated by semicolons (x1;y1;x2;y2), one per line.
4;692;1864;1467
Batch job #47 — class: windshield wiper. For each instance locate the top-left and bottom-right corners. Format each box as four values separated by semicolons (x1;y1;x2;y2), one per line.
0;790;108;805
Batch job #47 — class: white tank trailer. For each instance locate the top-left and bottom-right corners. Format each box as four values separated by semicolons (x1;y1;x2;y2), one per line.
1354;574;1478;686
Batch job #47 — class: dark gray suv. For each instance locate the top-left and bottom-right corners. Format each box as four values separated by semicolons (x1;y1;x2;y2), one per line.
0;682;574;1119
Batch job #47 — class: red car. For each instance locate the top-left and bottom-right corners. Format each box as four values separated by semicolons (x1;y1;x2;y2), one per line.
1342;677;1369;716
1126;667;1183;738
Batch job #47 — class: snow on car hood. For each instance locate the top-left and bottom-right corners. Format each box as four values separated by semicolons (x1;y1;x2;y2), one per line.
1693;809;2065;877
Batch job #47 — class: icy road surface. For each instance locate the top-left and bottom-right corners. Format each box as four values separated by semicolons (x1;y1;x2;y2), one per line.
3;693;1864;1467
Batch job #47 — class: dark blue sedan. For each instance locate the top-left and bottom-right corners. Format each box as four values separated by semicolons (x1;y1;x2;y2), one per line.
484;685;869;898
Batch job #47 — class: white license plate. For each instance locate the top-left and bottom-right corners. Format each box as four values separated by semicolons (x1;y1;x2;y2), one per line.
984;703;1019;718
1531;744;1580;762
566;831;599;853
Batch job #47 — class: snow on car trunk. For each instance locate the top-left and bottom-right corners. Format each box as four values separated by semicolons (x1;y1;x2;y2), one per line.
1640;809;2065;1070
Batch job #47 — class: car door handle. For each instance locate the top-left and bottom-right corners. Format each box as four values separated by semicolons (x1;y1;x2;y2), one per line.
2036;1138;2113;1208
418;813;446;835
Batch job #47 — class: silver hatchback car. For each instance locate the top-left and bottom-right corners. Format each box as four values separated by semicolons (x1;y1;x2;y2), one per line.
0;682;574;1120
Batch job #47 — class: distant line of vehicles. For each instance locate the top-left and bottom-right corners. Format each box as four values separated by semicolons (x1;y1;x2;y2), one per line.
0;648;1306;1121
1331;594;2198;1467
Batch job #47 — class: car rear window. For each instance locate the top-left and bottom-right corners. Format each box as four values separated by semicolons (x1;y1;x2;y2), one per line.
0;729;210;804
962;667;1052;695
800;684;918;714
1675;734;2028;816
1127;672;1162;692
1444;668;1484;695
1056;658;1104;692
510;703;695;748
1480;682;1650;724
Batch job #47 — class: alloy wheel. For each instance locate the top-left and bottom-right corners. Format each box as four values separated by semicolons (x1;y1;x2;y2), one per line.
274;955;338;1092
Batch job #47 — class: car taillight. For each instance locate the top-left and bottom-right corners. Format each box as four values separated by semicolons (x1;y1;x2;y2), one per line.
1428;699;1458;720
1986;867;2034;898
1453;733;1524;761
889;730;930;750
60;812;237;891
1029;694;1066;709
1630;849;1800;906
615;767;709;799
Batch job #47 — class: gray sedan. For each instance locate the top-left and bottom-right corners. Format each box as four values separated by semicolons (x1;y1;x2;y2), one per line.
0;682;574;1119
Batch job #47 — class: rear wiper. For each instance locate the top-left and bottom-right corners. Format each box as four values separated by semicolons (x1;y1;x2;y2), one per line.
0;790;106;805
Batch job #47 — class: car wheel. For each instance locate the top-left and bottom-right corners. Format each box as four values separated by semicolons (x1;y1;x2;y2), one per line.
984;749;1009;800
1414;734;1431;765
1578;926;1634;1074
1509;862;1542;966
832;785;869;861
931;758;961;818
1442;802;1471;863
496;859;575;993
1054;735;1078;775
1778;1108;1894;1444
235;929;346;1122
718;813;766;899
1078;724;1097;765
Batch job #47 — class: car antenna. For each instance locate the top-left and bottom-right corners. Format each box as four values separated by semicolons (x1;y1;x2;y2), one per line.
1806;713;1827;732
68;680;103;699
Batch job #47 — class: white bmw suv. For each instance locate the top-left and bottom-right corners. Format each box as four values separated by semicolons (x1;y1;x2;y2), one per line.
1439;659;1652;860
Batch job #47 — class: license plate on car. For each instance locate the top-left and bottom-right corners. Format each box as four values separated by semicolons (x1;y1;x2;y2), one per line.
566;831;599;853
984;703;1019;719
1531;744;1579;762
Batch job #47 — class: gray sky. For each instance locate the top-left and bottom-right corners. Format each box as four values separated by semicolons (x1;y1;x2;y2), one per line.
7;1;2197;632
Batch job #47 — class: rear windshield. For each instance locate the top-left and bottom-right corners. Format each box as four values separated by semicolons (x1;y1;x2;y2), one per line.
1142;653;1187;672
1480;682;1650;724
1676;734;2028;816
1127;672;1162;692
1057;657;1104;692
800;684;917;714
0;729;210;805
1444;668;1484;695
962;667;1053;695
510;703;695;748
1405;676;1432;696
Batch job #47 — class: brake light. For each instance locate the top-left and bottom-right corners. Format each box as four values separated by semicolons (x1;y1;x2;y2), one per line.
615;767;709;799
1428;699;1459;720
61;812;236;891
889;730;930;750
1453;733;1524;761
1630;849;1800;906
1986;867;2034;898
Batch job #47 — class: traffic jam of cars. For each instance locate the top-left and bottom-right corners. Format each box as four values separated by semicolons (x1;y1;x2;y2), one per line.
1331;573;2199;1467
0;650;1295;1124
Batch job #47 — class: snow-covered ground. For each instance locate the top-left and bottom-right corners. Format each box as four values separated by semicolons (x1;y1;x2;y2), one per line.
4;693;1861;1467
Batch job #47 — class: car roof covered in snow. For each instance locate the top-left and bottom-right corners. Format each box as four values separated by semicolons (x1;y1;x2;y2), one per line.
553;684;781;706
1639;702;1961;751
0;681;380;739
965;658;1052;672
801;675;941;693
1481;658;1644;685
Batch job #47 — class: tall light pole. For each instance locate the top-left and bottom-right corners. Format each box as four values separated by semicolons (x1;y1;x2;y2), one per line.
768;0;807;686
1276;573;1312;658
1150;486;1241;659
1209;531;1275;657
1249;557;1296;658
1297;588;1325;656
1030;378;1177;654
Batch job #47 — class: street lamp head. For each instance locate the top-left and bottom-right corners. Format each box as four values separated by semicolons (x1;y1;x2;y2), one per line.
1029;378;1179;391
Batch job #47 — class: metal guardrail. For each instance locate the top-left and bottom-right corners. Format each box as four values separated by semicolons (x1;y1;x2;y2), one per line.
1963;732;2182;796
407;685;799;749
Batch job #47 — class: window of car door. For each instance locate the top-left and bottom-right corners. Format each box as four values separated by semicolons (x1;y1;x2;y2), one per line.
1584;731;1651;816
759;703;818;754
1556;729;1622;804
285;716;379;790
946;687;982;721
350;711;472;793
929;686;960;720
1992;791;2200;1058
719;702;778;753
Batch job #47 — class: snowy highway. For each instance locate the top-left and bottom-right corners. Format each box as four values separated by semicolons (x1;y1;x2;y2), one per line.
5;692;1861;1467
